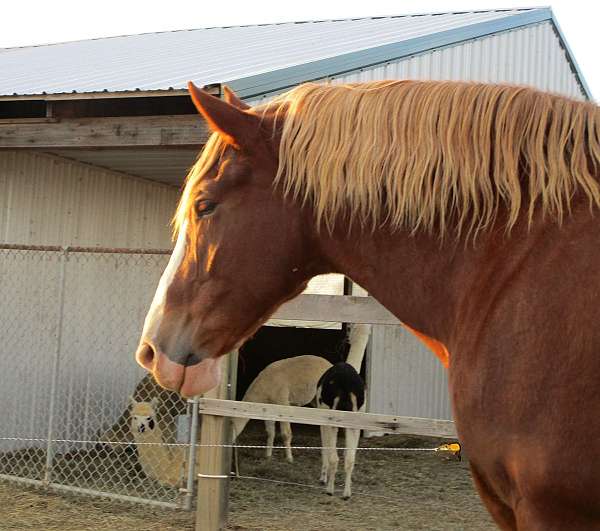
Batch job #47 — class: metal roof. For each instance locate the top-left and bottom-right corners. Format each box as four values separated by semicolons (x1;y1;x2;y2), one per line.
2;7;587;99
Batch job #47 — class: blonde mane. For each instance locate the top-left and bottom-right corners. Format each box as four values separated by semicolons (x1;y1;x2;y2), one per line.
176;80;600;239
271;80;600;236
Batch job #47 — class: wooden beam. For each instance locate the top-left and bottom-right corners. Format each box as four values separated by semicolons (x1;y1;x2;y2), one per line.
0;114;209;149
198;398;457;439
271;294;401;325
0;117;57;125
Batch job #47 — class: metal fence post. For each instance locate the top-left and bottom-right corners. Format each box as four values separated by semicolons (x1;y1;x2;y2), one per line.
44;247;68;484
183;396;201;511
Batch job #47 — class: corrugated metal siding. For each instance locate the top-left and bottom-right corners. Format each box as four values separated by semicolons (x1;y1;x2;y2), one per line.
0;248;61;451
248;21;584;109
336;21;582;98
367;326;451;420
0;9;535;96
0;248;168;452
54;251;168;449
0;151;178;248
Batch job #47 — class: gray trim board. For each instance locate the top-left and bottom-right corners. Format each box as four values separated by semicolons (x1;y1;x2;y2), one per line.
549;13;593;100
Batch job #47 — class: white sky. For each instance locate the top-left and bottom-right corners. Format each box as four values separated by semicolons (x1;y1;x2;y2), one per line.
1;0;598;98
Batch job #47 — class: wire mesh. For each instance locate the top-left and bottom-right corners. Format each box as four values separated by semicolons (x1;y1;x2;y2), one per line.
0;246;200;509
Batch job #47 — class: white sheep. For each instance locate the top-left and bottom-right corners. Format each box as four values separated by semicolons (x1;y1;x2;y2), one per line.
232;354;332;463
233;324;371;499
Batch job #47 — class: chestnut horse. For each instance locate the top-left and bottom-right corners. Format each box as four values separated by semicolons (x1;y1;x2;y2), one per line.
135;80;600;529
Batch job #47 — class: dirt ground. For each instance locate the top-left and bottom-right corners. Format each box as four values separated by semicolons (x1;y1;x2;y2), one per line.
0;424;495;530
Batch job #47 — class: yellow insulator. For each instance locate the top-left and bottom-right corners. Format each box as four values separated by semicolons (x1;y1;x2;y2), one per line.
435;442;462;460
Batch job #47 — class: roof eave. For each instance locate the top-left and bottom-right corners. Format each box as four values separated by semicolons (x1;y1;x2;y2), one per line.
0;85;220;101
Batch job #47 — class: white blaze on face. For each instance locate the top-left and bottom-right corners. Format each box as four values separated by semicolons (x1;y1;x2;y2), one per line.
141;220;188;343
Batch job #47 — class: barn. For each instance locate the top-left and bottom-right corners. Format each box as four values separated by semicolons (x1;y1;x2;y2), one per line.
0;6;591;507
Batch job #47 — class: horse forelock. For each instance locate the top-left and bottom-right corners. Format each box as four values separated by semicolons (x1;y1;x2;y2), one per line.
270;80;600;238
172;132;227;242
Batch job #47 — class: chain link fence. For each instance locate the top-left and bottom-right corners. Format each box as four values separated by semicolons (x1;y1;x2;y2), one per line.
0;245;202;509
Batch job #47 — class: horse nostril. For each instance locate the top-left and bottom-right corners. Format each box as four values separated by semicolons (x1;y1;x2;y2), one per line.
136;343;156;371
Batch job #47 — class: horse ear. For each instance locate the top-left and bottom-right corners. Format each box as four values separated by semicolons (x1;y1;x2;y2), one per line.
150;397;159;409
129;396;136;407
188;82;258;148
222;85;250;110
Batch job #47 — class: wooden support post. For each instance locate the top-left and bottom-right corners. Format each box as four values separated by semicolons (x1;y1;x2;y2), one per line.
195;352;237;531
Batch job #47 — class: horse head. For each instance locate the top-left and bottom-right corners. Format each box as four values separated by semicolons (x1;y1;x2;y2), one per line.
135;84;324;397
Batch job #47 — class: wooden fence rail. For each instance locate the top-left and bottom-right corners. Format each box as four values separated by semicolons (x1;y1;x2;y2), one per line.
197;398;456;439
271;294;401;325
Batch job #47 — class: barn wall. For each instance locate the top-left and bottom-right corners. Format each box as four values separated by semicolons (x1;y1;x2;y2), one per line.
248;21;585;109
0;150;178;248
0;247;169;453
365;326;451;420
0;151;178;452
336;21;583;99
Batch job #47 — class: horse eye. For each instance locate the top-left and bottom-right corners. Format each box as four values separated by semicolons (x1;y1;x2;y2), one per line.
194;199;217;218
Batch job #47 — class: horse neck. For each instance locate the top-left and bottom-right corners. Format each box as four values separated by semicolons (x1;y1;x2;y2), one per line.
319;226;477;345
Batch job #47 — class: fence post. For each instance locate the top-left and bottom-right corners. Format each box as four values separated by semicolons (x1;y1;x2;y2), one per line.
195;351;237;531
44;247;68;484
183;396;201;511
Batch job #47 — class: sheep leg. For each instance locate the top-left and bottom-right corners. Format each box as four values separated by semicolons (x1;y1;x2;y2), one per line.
319;425;329;484
324;426;339;496
265;420;276;459
342;428;360;499
280;421;294;463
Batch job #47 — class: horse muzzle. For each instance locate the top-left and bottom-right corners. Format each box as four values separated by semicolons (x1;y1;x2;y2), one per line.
135;342;222;397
